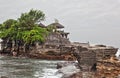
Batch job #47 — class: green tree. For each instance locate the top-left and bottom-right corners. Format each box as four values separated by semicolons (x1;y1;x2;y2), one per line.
18;9;45;30
0;9;48;54
0;19;18;39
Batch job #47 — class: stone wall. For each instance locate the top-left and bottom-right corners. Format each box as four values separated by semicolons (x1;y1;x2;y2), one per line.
92;48;118;60
45;32;70;46
80;50;96;66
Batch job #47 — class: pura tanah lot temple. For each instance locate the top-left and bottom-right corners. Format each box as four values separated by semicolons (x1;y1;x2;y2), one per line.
0;20;119;70
36;21;71;52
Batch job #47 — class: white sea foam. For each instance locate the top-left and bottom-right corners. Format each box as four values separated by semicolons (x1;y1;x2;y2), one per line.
34;68;62;78
42;68;62;78
116;49;120;57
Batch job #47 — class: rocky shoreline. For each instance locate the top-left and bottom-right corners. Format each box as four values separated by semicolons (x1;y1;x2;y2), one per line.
28;51;76;60
56;57;120;78
0;50;120;78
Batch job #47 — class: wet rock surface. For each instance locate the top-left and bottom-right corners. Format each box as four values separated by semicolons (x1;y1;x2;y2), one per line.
56;57;120;78
64;57;120;78
96;57;120;78
56;61;80;78
28;52;76;61
0;76;8;78
56;61;78;69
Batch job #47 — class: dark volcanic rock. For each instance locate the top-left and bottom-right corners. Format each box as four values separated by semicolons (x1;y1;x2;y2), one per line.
29;52;76;60
1;76;8;78
66;57;120;78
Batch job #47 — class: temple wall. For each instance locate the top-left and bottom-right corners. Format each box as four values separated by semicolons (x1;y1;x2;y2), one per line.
44;32;70;46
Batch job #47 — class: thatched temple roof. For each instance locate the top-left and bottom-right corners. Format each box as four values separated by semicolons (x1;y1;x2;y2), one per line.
48;22;64;29
38;23;46;28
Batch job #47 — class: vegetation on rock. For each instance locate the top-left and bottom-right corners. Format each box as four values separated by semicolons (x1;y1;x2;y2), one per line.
0;9;49;54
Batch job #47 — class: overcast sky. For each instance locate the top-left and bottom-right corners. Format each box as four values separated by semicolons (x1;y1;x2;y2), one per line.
0;0;120;48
